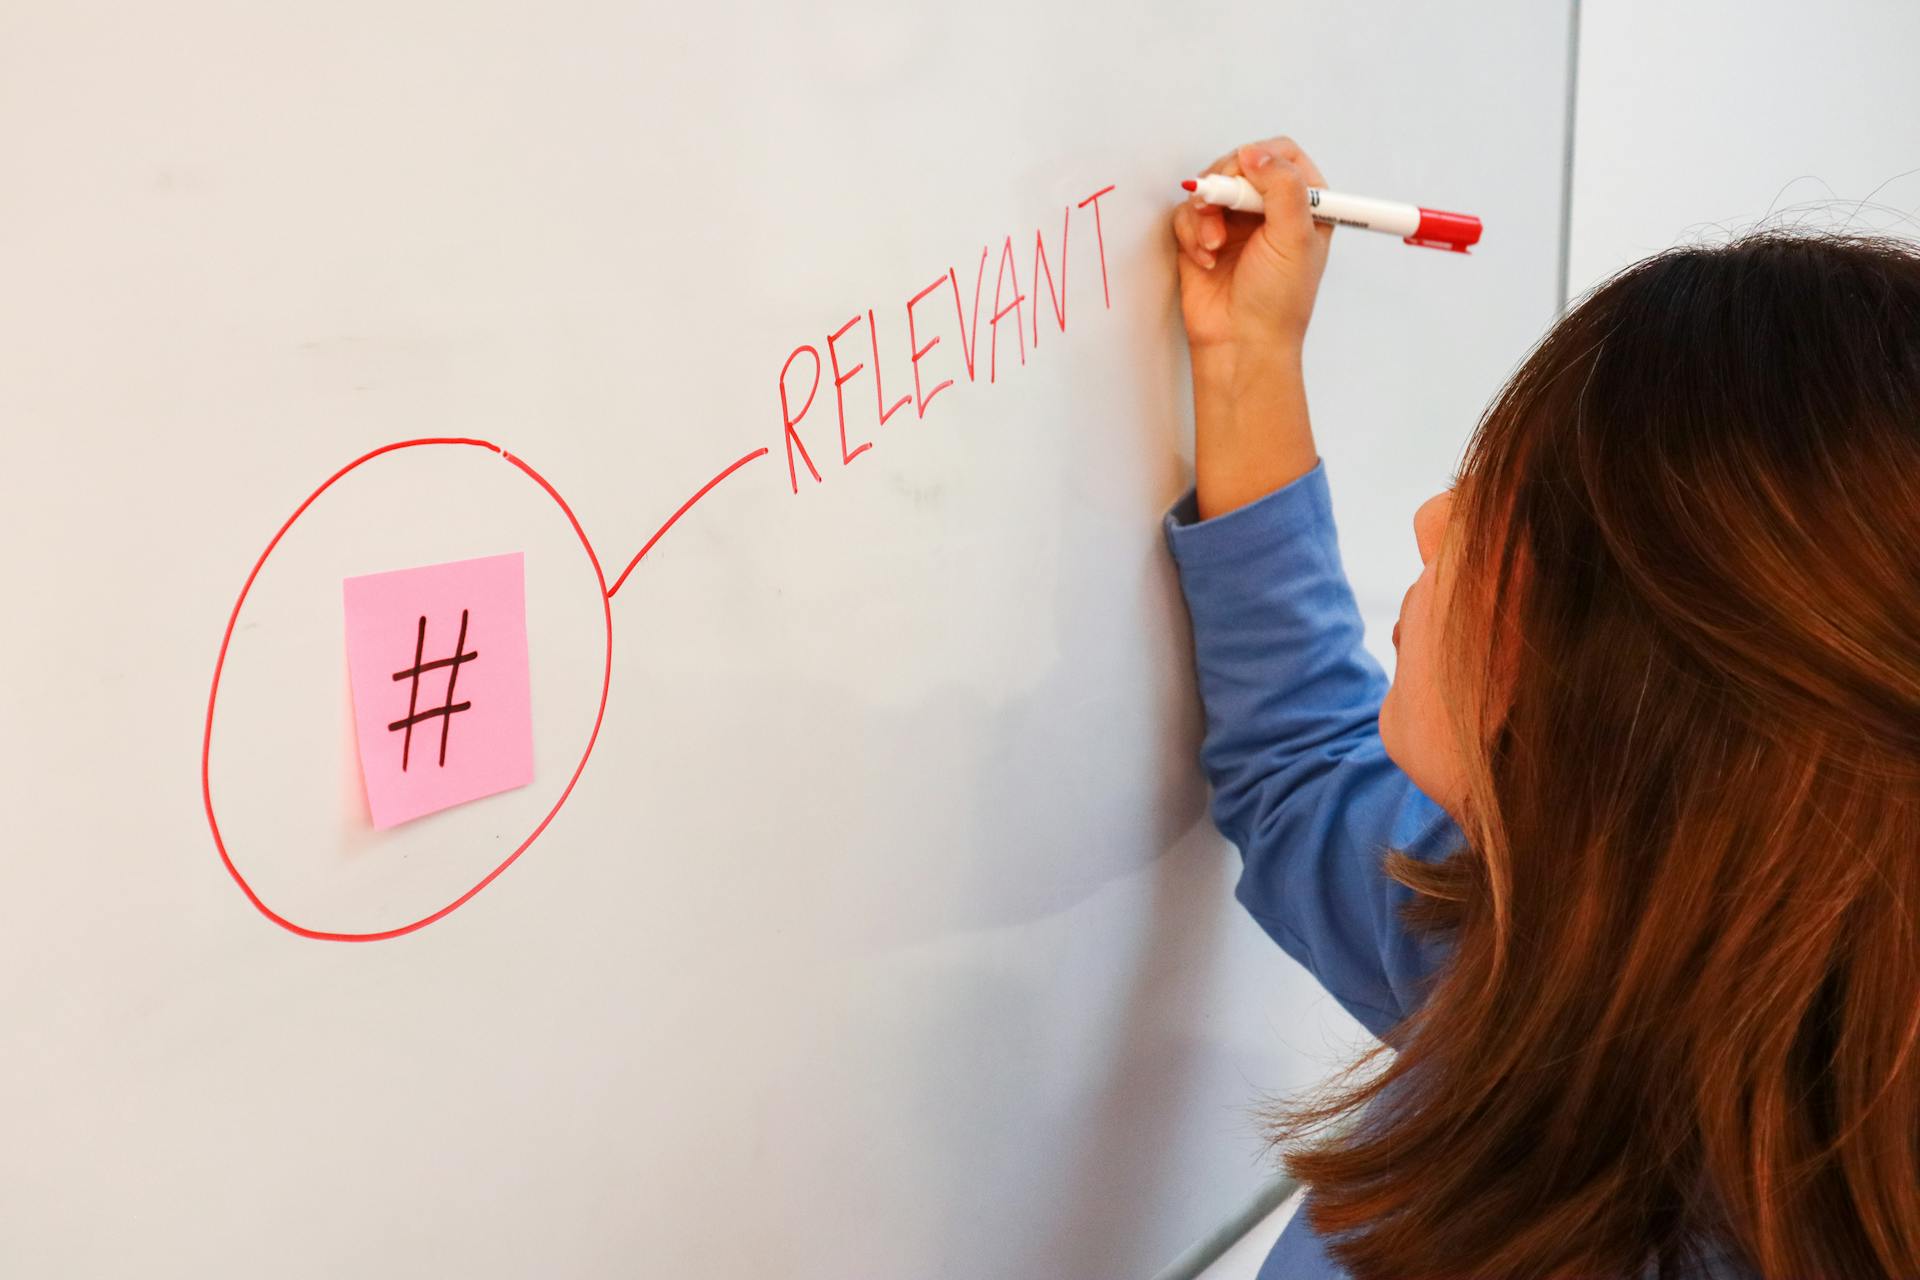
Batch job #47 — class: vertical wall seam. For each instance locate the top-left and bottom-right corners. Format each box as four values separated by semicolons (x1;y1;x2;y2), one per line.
1557;0;1582;313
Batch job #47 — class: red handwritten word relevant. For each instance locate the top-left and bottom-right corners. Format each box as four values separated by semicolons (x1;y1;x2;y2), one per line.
777;183;1117;494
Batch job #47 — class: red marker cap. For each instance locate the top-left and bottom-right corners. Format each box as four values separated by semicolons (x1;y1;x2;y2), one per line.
1405;207;1482;254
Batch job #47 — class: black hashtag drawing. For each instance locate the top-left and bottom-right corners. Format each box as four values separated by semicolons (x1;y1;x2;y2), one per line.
388;609;479;771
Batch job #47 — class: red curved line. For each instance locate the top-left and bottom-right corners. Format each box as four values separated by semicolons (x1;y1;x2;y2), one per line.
201;437;614;942
606;447;770;599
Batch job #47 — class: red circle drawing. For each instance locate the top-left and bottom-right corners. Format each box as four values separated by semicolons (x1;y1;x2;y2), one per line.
201;437;613;942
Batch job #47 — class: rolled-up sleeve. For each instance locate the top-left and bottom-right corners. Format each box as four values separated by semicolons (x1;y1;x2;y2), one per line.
1163;457;1464;1040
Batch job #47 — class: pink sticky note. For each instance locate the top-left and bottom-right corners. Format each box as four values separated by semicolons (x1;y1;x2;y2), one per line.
343;552;534;829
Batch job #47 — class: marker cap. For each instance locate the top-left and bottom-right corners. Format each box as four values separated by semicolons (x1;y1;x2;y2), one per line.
1406;207;1482;253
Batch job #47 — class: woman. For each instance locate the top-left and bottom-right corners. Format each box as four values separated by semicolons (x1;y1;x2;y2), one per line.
1164;135;1920;1278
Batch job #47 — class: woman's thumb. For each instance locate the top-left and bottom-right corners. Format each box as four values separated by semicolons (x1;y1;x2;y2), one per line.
1235;143;1313;236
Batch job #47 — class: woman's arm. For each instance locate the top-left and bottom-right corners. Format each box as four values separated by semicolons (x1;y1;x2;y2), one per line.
1170;135;1330;518
1191;338;1319;521
1168;135;1464;1039
1164;461;1463;1040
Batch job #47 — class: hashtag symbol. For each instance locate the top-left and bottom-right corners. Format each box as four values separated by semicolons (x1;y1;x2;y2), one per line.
387;609;480;771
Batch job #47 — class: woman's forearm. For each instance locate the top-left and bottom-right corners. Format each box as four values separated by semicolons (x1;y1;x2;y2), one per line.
1191;344;1319;521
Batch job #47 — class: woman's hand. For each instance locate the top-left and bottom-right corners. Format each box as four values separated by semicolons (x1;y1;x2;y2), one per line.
1168;135;1333;519
1169;136;1334;361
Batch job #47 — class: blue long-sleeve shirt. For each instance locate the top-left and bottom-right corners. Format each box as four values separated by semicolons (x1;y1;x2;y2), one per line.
1162;457;1753;1280
1164;459;1461;1042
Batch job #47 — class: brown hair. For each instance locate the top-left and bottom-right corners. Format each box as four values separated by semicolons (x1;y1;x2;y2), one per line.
1267;228;1920;1277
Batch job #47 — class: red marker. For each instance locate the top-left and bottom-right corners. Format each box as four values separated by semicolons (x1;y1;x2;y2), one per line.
1180;175;1482;253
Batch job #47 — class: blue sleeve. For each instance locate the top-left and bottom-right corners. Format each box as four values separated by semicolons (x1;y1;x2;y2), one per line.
1162;457;1465;1041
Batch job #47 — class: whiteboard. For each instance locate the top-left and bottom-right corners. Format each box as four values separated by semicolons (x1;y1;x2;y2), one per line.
0;4;1571;1276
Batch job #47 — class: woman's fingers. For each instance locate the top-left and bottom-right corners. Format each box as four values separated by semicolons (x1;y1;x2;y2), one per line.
1178;148;1249;268
1243;135;1333;249
1189;150;1242;252
1195;203;1223;256
1187;148;1259;257
1170;195;1215;269
1178;135;1328;269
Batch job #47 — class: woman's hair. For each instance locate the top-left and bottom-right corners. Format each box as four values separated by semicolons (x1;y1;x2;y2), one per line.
1268;227;1920;1278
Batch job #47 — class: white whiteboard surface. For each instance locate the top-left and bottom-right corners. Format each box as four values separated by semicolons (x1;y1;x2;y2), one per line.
0;4;1569;1276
